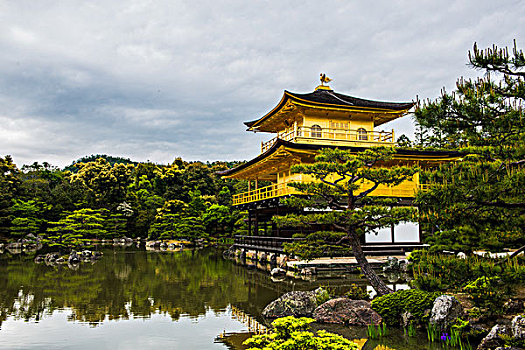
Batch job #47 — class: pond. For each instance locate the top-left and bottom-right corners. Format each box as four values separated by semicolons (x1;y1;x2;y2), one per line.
0;246;450;349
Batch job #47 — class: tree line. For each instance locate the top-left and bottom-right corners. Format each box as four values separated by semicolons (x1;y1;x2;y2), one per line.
0;155;247;249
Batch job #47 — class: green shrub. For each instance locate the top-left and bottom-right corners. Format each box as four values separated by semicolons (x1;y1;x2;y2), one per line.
344;284;371;300
463;276;505;312
243;316;359;350
315;288;330;306
409;251;525;292
371;289;440;326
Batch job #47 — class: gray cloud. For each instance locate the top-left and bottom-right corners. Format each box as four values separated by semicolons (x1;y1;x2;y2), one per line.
0;0;524;167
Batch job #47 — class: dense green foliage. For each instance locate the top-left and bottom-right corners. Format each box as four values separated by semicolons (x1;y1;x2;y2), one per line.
0;155;244;248
277;147;418;295
243;316;359;350
409;250;525;292
414;41;525;252
371;289;440;326
409;250;523;313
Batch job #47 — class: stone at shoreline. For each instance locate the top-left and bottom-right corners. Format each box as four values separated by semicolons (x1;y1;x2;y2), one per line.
477;324;508;350
382;256;400;272
504;299;524;314
262;288;326;319
511;315;525;340
270;268;286;277
313;298;382;326
68;251;80;264
430;295;463;329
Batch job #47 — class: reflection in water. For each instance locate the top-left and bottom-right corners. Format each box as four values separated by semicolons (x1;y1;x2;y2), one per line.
0;247;439;349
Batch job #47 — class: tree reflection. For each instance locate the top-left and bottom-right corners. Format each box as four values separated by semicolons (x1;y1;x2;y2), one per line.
0;248;250;327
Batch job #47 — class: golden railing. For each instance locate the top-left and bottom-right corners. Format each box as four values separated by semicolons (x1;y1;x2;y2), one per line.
261;126;395;153
232;180;431;206
232;182;300;205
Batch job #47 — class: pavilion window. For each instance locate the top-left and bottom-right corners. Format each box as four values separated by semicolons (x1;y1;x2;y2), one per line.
311;124;322;138
358;128;368;141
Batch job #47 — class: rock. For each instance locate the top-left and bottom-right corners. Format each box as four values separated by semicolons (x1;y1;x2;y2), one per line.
269;254;277;266
92;251;103;258
26;233;38;241
262;288;326;319
494;347;521;350
399;259;408;272
45;252;60;262
7;242;22;249
313;298;382;326
55;257;66;264
477;324;508;350
430;295;463;330
383;256;400;272
271;268;286;277
401;311;416;327
457;252;467;259
159;242;167;249
34;255;45;263
504;299;524;314
300;267;316;275
68;251;80;264
511;315;525;340
81;250;92;258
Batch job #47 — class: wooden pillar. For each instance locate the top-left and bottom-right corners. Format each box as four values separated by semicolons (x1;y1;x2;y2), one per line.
391;223;395;244
248;210;252;236
254;211;259;236
248;181;251;192
255;179;258;189
276;205;280;237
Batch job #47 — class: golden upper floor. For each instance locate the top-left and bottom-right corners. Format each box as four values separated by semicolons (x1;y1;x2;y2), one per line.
245;84;414;153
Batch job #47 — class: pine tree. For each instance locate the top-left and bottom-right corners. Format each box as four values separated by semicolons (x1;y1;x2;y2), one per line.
276;147;418;296
415;41;525;252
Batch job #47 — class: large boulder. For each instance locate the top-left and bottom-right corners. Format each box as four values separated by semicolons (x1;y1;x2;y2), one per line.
477;324;508;350
262;288;326;319
511;315;525;340
313;298;382;326
430;295;463;329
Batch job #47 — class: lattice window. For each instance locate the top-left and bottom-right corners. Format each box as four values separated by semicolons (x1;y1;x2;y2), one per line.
358;128;368;141
311;125;322;138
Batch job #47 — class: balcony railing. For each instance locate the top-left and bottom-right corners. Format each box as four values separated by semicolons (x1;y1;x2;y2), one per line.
232;180;429;206
261;126;394;153
232;182;300;206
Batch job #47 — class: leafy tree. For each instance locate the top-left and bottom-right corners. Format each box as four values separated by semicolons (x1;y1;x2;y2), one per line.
148;200;188;240
0;156;21;237
276;147;417;296
202;204;238;236
415;41;525;252
44;208;108;250
9;199;50;237
70;158;133;208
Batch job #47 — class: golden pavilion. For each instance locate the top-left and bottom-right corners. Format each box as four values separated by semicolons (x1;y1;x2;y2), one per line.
220;76;458;252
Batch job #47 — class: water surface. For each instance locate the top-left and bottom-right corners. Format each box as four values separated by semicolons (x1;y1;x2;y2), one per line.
0;247;446;349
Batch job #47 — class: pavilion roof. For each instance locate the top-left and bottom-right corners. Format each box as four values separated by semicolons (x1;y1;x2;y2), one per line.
244;88;415;131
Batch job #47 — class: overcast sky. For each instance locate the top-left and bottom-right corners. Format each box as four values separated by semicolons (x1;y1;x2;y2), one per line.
1;0;524;167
